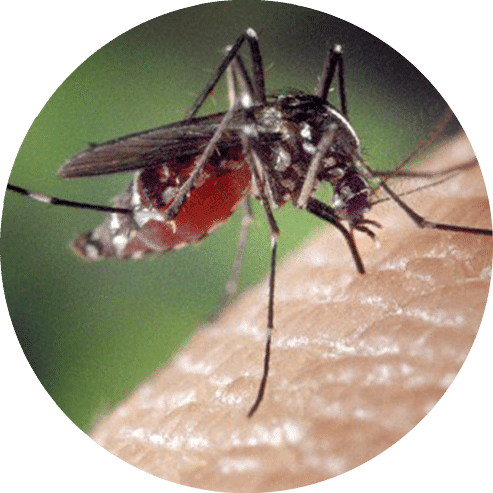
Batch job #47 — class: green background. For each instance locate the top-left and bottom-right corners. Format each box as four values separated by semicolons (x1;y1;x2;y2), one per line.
1;1;448;432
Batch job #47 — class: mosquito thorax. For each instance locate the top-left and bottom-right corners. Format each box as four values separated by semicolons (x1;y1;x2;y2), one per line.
251;93;367;213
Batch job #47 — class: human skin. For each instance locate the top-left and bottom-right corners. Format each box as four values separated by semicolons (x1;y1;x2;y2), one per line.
90;135;492;491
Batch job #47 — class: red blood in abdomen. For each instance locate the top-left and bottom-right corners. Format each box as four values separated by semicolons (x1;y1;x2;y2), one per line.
134;146;252;252
72;147;252;260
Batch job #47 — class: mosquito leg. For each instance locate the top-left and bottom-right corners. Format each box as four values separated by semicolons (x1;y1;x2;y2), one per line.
226;63;237;110
306;197;366;274
187;28;265;120
226;51;256;111
240;137;280;417
167;30;265;222
296;123;338;209
211;198;254;319
317;45;347;117
357;159;493;236
166;50;265;222
6;184;132;215
227;31;266;106
222;52;261;302
247;231;277;418
225;197;254;297
229;54;255;104
164;102;239;222
336;46;348;118
248;190;368;414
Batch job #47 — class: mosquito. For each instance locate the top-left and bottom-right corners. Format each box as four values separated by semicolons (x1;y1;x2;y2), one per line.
6;28;492;417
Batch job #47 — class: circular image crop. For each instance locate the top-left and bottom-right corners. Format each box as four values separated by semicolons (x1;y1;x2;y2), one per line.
2;1;491;492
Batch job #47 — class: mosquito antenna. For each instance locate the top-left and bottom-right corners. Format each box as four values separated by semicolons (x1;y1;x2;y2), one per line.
357;158;492;236
372;157;478;179
370;158;479;207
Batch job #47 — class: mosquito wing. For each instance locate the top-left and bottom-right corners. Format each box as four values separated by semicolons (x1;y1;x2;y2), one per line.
58;110;255;179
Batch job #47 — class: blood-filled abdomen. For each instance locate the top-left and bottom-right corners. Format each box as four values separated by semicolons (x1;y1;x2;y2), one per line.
72;146;252;260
